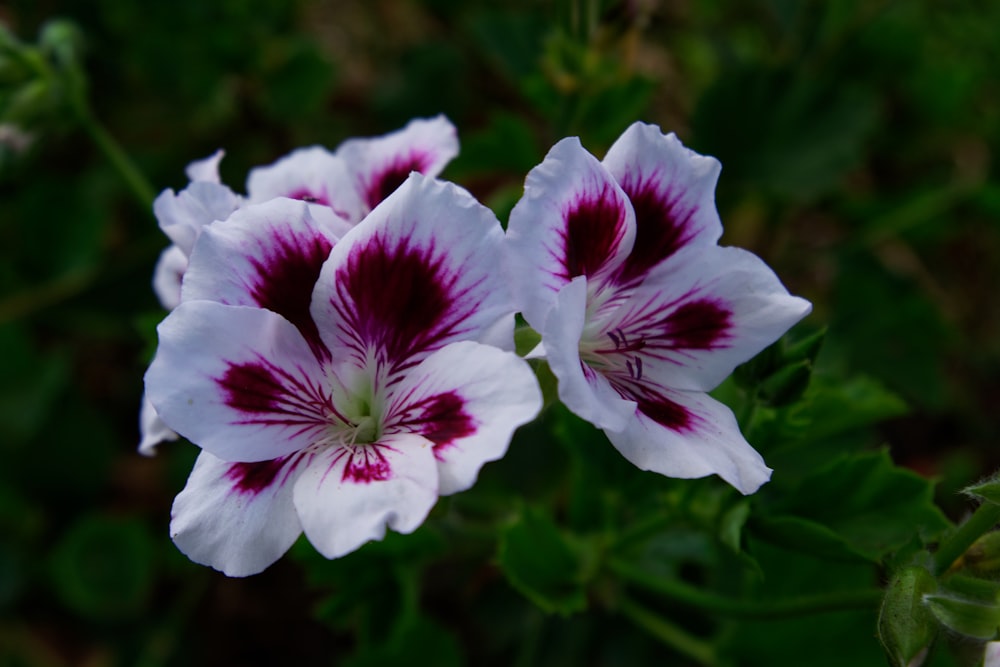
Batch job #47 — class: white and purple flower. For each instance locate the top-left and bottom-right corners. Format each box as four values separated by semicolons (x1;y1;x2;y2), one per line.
140;116;460;455
145;174;541;575
505;122;812;494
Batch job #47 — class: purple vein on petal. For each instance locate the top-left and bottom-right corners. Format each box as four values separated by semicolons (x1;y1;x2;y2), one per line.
331;232;481;372
558;183;629;281
325;443;394;484
217;355;344;439
616;172;698;284
286;187;331;206
225;452;304;497
388;389;475;459
247;225;334;361
364;152;429;211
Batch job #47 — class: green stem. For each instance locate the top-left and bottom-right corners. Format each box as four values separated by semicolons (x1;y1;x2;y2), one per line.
933;502;1000;576
74;105;156;209
617;593;717;666
609;557;882;620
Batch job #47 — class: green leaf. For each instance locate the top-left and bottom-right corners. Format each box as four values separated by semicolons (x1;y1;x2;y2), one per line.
964;475;1000;506
924;593;1000;640
344;615;463;667
49;515;154;619
878;565;939;667
751;515;871;562
498;507;588;615
758;450;949;561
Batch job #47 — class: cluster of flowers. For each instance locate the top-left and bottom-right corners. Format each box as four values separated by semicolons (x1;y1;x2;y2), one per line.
142;116;811;576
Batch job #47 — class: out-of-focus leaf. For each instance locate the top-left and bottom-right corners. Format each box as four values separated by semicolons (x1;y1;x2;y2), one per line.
925;593;1000;640
49;514;154;619
344;615;463;667
0;324;68;447
498;507;587;615
758;450;949;560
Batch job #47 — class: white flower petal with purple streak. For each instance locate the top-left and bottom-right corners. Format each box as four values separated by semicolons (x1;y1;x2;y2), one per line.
246;146;359;231
138;393;178;456
604;385;771;495
170;450;304;577
181;198;341;360
153;180;242;256
292;432;439;559
383;340;542;495
334;115;459;216
543;277;636;433
594;245;812;393
506;136;636;329
601;122;723;283
146;301;337;463
311;173;514;375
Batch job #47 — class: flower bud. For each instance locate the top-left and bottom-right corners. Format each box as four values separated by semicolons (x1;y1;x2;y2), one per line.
879;566;938;667
924;592;1000;640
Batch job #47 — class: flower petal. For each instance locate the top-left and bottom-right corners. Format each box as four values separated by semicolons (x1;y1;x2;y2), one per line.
334;115;459;214
601;245;811;392
602;122;723;284
153;181;242;256
138;393;178;456
506;136;636;329
185;149;225;183
544;277;637;433
383;340;542;495
146;301;337;463
312;173;514;375
292;432;439;559
246;146;360;230
170;450;304;577
152;244;187;311
181;198;340;359
604;386;771;495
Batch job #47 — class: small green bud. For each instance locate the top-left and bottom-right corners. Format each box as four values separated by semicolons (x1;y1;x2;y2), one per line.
966;532;1000;574
38;20;84;71
878;566;938;667
965;476;1000;506
924;592;1000;640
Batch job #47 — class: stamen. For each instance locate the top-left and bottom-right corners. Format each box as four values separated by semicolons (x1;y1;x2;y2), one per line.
626;359;635;378
607;330;622;349
635;356;643;381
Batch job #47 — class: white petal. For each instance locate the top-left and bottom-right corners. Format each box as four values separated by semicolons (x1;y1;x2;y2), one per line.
182;198;340;359
311;173;514;374
152;245;187;311
185;149;225;184
543;277;636;433
334;115;459;215
146;301;334;463
383;341;542;495
245;146;360;230
602;122;723;283
138;393;178;456
293;433;439;559
170;450;304;577
153;181;242;256
605;387;771;495
506;136;636;330
604;244;811;392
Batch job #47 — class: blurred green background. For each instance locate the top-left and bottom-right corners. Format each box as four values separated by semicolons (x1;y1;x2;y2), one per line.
1;0;998;664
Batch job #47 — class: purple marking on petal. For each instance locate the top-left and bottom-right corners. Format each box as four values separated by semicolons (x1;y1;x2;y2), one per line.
328;445;392;484
225;457;289;496
332;233;479;370
559;184;629;280
391;390;475;459
247;226;334;360
664;299;731;350
217;358;344;435
287;187;331;206
364;152;428;211
616;174;697;284
636;393;694;432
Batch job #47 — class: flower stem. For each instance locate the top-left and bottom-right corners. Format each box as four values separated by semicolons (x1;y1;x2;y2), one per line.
933;501;1000;576
74;104;156;209
616;593;717;665
609;557;882;620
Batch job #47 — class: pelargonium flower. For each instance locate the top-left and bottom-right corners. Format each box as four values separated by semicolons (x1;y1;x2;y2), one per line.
145;174;541;575
505;122;811;494
140;116;459;455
